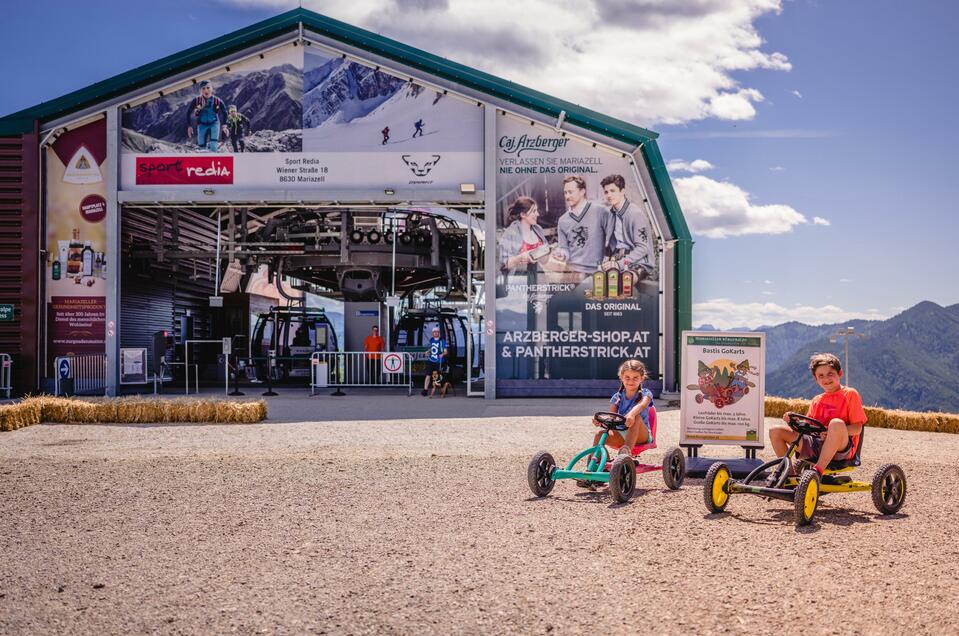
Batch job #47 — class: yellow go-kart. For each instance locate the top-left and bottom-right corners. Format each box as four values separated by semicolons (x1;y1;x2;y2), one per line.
703;412;907;526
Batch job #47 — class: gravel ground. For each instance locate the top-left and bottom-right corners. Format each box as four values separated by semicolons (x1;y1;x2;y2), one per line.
2;399;958;635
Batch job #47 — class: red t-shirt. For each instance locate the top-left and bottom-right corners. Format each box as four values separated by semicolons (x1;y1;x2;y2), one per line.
520;238;543;253
807;386;867;447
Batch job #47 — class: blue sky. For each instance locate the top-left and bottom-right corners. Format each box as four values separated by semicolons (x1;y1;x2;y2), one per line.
1;0;954;328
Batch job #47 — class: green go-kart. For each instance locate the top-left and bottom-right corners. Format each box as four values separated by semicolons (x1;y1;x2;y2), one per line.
704;412;907;526
527;410;686;503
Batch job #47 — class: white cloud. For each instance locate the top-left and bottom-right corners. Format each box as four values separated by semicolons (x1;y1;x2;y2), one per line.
791;89;802;98
812;216;831;226
666;159;715;173
839;278;852;283
763;279;773;285
673;175;806;238
769;165;785;172
218;0;791;126
694;299;888;330
761;290;774;296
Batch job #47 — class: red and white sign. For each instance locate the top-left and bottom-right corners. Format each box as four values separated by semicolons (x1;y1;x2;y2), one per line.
382;352;404;374
134;156;234;185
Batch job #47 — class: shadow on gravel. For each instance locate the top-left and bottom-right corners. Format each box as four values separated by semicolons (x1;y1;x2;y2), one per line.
704;506;904;532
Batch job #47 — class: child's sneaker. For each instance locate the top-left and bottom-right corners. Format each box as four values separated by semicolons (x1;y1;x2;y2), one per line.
575;479;596;490
617;446;633;456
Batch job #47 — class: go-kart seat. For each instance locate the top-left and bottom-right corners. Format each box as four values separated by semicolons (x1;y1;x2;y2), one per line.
825;426;864;471
628;406;658;455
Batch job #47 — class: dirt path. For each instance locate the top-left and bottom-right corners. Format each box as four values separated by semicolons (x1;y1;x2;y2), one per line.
2;408;958;635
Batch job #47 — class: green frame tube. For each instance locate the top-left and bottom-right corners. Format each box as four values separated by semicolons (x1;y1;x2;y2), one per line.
550;431;612;482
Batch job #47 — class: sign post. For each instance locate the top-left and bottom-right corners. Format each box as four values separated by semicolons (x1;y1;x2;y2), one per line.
382;352;404;375
680;331;766;477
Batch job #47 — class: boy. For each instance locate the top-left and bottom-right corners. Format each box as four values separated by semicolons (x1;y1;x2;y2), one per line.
768;353;867;476
428;366;452;398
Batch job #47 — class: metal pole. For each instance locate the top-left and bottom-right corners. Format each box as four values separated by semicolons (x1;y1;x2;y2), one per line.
845;329;850;387
214;208;222;294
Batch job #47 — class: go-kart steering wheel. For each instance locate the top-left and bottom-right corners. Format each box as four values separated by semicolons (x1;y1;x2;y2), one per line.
785;412;828;435
594;411;628;431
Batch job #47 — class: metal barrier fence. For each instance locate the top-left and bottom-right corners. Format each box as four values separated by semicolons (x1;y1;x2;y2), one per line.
310;351;413;396
0;353;11;398
54;353;107;396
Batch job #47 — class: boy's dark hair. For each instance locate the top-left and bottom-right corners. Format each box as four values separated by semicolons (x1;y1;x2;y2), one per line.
600;174;626;190
809;352;842;375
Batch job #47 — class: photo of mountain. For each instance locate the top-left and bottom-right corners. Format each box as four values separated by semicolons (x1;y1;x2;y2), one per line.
121;45;303;154
301;50;483;152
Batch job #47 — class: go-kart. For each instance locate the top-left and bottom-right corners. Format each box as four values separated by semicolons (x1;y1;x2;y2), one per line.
703;412;907;526
527;409;686;503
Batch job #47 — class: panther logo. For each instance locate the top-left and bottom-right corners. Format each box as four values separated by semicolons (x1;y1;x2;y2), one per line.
402;154;441;177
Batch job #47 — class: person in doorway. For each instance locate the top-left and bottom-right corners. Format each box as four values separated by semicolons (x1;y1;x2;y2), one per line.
498;196;550;276
553;175;611;277
225;105;251;153
600;174;655;280
364;325;385;385
381;126;390;145
412;119;425;138
186;80;227;151
422;327;447;396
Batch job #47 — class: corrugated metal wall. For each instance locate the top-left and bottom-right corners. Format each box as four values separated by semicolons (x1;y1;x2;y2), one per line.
121;206;217;367
0;126;40;395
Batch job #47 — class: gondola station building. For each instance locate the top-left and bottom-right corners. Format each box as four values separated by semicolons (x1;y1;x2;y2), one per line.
0;8;691;399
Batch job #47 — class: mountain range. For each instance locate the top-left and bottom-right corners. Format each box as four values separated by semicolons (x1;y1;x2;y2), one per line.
701;301;959;412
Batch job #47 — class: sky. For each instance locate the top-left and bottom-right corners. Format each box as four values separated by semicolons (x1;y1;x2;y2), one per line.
1;0;955;329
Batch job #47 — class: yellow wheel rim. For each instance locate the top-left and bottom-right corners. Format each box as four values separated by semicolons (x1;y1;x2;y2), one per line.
712;468;730;508
803;478;819;519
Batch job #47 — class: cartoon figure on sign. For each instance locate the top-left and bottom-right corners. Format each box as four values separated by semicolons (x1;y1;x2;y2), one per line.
687;358;757;409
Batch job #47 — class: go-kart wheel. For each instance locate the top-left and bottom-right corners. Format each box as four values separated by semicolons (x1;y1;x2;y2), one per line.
794;470;820;526
608;455;636;503
703;462;731;513
871;463;907;515
527;451;556;497
662;447;686;490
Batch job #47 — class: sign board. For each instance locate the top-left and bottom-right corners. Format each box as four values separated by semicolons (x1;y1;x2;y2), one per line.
385;295;401;308
120;348;147;384
221;337;232;355
382;352;405;374
680;332;765;448
58;357;72;380
0;304;13;322
209;296;224;308
312;360;328;387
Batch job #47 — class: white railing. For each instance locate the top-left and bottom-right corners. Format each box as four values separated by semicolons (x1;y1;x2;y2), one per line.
0;353;11;398
54;353;107;396
309;351;413;396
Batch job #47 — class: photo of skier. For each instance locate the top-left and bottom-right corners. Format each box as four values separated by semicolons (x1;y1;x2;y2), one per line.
225;105;251;153
412;118;425;138
381;126;390;145
186;80;227;152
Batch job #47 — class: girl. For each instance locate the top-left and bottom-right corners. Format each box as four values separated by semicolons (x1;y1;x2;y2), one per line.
596;359;654;455
499;196;549;275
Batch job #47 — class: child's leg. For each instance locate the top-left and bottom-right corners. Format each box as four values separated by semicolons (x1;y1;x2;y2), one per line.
814;419;849;472
622;421;651;451
769;426;800;457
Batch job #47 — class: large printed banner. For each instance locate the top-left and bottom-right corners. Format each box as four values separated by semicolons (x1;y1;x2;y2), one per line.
494;115;660;395
120;44;483;190
45;120;109;368
680;332;766;447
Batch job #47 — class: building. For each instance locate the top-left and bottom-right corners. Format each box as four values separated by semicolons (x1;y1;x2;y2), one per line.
0;7;691;398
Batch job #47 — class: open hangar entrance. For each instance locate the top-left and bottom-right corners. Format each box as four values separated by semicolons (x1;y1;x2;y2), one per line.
1;7;691;398
119;201;486;394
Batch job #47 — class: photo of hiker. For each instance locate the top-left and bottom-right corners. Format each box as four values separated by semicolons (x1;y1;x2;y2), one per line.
301;48;482;153
225;105;252;153
186;80;226;152
121;44;303;154
600;174;655;279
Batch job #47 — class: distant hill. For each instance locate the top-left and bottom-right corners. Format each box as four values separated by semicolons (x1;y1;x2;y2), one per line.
762;302;959;412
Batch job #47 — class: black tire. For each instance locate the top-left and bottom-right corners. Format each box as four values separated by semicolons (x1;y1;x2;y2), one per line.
608;455;636;503
662;447;686;490
794;470;820;526
527;451;556;497
871;463;907;515
703;462;731;513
